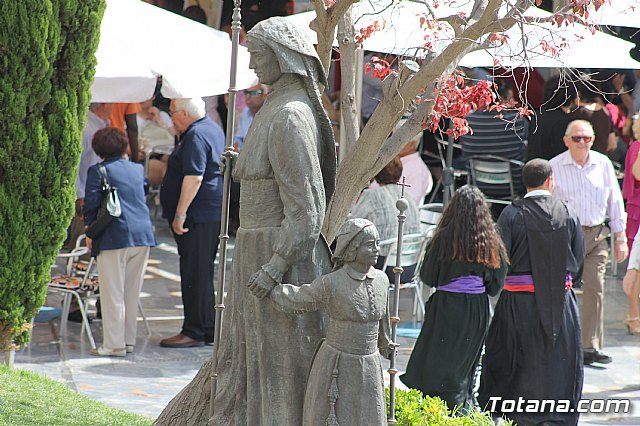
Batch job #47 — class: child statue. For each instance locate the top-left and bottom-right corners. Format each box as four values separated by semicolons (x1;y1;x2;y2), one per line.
248;218;393;425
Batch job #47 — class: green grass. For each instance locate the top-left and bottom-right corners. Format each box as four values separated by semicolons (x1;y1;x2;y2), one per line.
0;365;153;426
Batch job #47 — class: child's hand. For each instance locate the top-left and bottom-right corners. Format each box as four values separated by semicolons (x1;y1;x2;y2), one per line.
247;269;276;299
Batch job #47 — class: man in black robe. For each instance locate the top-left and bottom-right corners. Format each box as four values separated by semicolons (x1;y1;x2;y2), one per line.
478;158;585;425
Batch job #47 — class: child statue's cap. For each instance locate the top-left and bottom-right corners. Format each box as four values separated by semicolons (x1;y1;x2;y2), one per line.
332;218;376;262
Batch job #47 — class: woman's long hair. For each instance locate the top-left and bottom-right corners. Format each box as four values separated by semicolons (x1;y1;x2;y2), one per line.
430;185;507;269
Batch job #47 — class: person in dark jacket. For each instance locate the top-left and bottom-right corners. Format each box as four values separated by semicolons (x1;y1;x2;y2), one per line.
84;127;156;357
159;97;225;348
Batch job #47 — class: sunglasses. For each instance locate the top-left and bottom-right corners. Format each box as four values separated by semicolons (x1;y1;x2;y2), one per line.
244;89;264;96
570;135;593;143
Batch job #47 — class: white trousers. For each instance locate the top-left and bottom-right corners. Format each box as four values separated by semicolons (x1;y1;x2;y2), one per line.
97;246;150;350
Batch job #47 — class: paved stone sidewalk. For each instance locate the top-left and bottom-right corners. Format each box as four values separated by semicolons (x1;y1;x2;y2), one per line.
14;217;640;424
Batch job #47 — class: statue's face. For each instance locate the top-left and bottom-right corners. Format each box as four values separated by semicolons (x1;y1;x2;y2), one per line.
247;38;282;85
353;233;380;268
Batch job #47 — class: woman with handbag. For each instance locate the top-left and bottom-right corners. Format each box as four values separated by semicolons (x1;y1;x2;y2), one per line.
84;127;156;357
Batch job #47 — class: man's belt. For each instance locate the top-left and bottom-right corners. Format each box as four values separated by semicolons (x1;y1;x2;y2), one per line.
581;223;604;231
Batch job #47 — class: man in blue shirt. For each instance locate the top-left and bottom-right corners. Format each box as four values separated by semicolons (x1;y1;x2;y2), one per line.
160;97;225;348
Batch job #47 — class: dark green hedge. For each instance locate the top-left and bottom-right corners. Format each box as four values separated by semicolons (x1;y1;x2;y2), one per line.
0;0;105;349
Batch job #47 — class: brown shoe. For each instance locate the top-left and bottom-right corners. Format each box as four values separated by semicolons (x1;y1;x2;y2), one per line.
160;334;204;348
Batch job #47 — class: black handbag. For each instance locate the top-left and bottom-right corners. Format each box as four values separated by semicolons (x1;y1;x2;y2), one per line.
85;165;122;239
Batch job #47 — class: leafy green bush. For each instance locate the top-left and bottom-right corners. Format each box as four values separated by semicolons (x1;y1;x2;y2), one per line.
387;387;510;425
0;1;105;350
0;365;153;426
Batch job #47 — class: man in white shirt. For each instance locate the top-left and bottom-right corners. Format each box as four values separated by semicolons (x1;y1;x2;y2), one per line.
549;119;628;365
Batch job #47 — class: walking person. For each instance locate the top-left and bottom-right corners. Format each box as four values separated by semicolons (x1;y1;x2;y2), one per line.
621;118;640;335
400;185;508;413
84;128;156;356
479;159;585;425
550;119;628;364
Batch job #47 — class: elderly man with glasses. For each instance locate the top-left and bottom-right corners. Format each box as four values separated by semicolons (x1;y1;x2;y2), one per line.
159;97;225;348
550;119;628;366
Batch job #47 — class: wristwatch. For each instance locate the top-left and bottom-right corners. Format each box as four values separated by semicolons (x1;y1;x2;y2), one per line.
615;236;627;242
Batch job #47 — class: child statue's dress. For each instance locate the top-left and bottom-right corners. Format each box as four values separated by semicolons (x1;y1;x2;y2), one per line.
270;263;392;426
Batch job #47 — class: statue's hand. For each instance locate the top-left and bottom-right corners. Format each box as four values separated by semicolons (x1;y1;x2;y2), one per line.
247;269;276;299
382;342;399;360
219;149;238;174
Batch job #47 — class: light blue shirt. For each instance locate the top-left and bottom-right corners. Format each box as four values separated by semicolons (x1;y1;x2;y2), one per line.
234;107;254;149
76;110;109;199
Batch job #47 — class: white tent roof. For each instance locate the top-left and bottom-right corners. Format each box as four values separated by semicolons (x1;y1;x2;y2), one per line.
285;0;639;69
91;0;256;102
586;0;640;28
460;7;640;68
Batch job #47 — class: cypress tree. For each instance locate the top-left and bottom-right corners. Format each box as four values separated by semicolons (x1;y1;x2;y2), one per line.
0;0;105;350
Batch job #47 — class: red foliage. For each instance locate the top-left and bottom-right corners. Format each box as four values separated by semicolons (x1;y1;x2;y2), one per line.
488;32;509;45
364;56;396;80
355;20;385;48
425;72;498;139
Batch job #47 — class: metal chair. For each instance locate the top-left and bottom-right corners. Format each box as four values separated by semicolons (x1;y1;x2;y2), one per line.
418;203;443;234
467;155;524;205
380;232;431;320
48;246;97;349
144;144;173;217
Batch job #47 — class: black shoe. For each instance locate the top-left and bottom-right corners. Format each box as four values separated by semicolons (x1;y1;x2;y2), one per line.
67;309;92;324
584;350;612;365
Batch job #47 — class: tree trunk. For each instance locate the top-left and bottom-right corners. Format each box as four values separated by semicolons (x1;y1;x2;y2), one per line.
2;349;15;368
337;7;360;161
0;0;105;349
154;359;213;426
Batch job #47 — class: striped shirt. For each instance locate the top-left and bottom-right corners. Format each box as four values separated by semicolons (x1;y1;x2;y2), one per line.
351;185;420;256
549;149;626;233
460;110;527;198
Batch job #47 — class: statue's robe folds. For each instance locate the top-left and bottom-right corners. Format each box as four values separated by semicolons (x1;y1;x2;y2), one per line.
211;76;333;426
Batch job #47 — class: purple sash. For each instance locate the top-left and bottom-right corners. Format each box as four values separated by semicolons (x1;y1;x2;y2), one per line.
437;275;485;294
504;274;573;291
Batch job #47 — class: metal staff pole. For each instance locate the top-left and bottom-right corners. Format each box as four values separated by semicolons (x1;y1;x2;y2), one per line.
387;178;410;425
442;130;455;206
210;0;241;417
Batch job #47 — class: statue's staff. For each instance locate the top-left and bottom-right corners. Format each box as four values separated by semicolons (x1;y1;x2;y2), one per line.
210;0;242;417
387;177;411;425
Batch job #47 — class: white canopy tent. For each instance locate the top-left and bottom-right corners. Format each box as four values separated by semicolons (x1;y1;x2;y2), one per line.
285;0;639;69
91;0;256;102
459;7;640;68
586;0;640;28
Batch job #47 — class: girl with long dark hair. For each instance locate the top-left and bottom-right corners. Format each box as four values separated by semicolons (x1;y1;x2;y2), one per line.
400;185;508;413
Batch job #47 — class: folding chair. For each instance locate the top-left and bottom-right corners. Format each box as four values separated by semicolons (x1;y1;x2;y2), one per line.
380;232;430;320
467;155;524;205
48;247;97;349
418;203;443;234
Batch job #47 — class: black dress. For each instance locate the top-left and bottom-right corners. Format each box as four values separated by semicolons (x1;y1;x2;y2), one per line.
400;238;508;413
478;195;585;426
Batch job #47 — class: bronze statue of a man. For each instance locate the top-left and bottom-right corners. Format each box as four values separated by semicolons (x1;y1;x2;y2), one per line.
211;17;336;425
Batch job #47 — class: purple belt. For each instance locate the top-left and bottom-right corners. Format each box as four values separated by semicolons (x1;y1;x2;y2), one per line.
437;275;485;294
505;275;534;292
504;273;573;292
